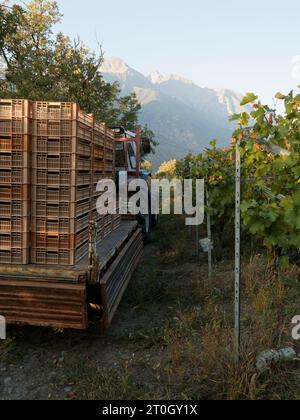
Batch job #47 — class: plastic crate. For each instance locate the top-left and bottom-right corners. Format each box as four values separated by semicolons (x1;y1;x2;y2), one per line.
0;135;30;152
32;120;94;140
0;118;31;135
104;164;114;174
0;232;29;249
0;200;30;217
77;122;93;142
32;153;91;172
94;121;106;135
0;184;30;200
32;199;90;218
32;102;76;120
77;109;94;128
106;128;115;140
77;140;92;157
32;213;90;234
0;216;29;233
32;170;91;186
93;172;108;182
0;152;30;168
32;185;91;202
0;248;30;264
32;120;74;137
94;131;105;147
32;137;72;154
0;99;31;119
105;139;114;151
33;202;71;218
76;199;91;216
105;149;114;161
0;168;30;184
93;145;104;159
102;171;115;181
32;228;88;250
31;240;88;266
92;160;104;172
102;172;115;180
32;137;92;157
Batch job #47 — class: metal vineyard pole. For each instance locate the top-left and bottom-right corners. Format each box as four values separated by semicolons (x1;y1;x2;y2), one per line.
204;158;213;280
235;140;241;360
206;186;212;279
232;130;290;362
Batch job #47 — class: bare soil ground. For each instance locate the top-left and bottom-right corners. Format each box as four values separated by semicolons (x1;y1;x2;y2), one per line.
0;215;300;400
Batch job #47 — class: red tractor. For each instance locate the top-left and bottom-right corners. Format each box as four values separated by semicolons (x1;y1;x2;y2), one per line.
112;127;158;239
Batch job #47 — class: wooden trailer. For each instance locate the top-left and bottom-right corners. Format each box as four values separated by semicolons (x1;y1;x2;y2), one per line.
0;221;143;330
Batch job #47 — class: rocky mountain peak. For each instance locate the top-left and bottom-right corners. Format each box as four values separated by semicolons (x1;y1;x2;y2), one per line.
148;70;165;84
101;56;246;169
215;88;245;115
100;56;130;74
148;71;193;85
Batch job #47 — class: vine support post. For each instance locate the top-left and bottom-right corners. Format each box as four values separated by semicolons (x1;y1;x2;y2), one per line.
235;140;241;362
206;186;212;280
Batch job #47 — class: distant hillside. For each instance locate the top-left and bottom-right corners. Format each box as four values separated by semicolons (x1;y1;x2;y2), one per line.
101;57;244;169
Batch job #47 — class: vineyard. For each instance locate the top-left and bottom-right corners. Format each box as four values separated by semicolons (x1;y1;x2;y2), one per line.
176;90;300;267
1;92;300;400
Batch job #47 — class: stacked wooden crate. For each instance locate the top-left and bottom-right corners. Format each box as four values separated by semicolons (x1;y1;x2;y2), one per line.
105;127;121;234
0;100;31;264
92;120;106;240
92;121;119;241
30;102;94;265
0;100;120;266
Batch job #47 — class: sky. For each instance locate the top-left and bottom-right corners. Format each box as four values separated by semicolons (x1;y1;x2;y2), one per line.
25;0;300;107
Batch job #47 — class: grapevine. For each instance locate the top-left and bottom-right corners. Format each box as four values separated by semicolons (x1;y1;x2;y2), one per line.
176;89;300;264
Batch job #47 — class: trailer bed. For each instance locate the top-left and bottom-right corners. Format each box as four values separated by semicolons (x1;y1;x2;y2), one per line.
0;221;143;330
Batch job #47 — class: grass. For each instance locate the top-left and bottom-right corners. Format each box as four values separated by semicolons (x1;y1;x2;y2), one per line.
1;214;300;400
77;215;300;400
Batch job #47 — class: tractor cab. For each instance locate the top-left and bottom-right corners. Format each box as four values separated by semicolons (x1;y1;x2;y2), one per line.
111;127;151;178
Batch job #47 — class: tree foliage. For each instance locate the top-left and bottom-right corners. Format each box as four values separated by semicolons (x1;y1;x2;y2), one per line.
141;160;152;171
157;159;178;178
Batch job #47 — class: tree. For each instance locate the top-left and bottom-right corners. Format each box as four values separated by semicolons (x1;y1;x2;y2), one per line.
0;2;25;67
0;0;61;98
157;160;178;178
141;125;158;159
117;94;141;129
141;160;152;171
0;0;157;153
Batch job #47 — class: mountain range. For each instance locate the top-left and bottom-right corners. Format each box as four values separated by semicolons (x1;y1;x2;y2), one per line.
101;57;244;169
0;55;244;169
